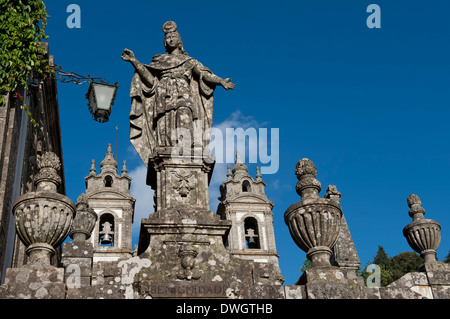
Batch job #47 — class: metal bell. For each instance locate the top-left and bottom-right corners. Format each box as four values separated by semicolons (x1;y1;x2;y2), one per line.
101;233;112;245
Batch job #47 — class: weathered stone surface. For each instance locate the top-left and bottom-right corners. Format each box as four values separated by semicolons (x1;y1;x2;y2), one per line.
93;260;122;279
331;214;361;270
284;285;306;299
12;152;76;266
62;241;94;258
298;267;364;286
424;262;450;286
285;159;343;268
430;285;450;299
62;257;93;277
147;147;215;211
379;287;425;299
137;281;230;299
70;193;97;241
0;262;65;299
403;194;441;264
387;272;433;299
248;284;285;299
305;282;369;299
137;217;254;285
388;271;429;287
66;286;95;299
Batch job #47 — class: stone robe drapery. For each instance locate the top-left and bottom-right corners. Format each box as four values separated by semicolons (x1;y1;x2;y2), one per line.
129;54;216;166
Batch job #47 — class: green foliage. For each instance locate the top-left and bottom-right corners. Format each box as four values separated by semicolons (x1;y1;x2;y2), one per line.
389;251;423;281
0;0;50;126
299;258;312;272
444;250;450;264
373;245;389;266
360;246;423;287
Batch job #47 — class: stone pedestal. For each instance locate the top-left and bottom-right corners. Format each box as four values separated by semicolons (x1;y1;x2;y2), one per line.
146;147;214;211
136;206;259;298
138;146;253;296
0;263;66;299
297;267;368;299
61;241;94;286
423;262;450;298
298;267;364;286
136;145;288;298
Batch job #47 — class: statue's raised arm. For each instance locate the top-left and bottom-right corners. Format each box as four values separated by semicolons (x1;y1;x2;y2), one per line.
121;48;155;88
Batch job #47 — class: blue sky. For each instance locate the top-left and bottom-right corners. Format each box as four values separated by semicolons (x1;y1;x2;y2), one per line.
44;0;450;285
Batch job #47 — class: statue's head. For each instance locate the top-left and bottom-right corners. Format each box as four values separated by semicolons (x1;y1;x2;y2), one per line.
162;21;186;55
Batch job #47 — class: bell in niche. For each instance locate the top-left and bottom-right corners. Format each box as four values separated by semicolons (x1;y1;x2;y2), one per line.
99;221;114;246
245;228;259;249
101;233;112;245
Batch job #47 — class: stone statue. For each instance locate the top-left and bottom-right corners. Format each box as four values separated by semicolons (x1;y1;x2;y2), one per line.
121;21;235;165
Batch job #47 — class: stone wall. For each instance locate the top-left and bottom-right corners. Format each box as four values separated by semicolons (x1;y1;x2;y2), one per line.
0;43;65;282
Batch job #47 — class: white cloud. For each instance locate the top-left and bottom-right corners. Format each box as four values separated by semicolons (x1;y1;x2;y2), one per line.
209;110;268;210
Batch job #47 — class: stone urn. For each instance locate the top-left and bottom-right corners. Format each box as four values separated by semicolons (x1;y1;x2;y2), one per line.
12;152;76;265
403;194;441;264
284;159;342;267
69;193;97;242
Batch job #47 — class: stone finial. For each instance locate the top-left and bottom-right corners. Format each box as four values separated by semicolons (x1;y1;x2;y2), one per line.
295;158;317;179
100;143;118;173
70;193;97;242
256;166;262;181
403;194;441;264
232;150;249;176
325;185;341;203
34;151;62;192
295;158;321;199
226;165;232;180
407;194;425;220
90;159;96;175
121;160;128;176
37;151;61;171
76;193;89;210
236;149;243;164
285;158;342;269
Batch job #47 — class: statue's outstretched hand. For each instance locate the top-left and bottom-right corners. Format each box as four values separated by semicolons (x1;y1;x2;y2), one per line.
121;48;135;62
222;78;236;90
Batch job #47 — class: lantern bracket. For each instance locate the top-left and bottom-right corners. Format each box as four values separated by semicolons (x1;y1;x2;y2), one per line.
52;64;115;86
51;64;119;123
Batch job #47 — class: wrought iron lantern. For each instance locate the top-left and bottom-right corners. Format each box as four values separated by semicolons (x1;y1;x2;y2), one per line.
52;64;119;123
86;81;118;123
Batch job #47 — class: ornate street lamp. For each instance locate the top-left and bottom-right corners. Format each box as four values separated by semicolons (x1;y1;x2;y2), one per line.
52;65;119;123
86;81;118;123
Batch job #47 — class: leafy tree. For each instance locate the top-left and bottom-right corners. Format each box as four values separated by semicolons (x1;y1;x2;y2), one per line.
373;245;389;267
389;251;423;282
360;246;423;287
